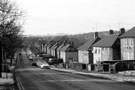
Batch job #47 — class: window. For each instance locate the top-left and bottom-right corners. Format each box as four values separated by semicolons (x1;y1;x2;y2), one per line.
95;48;97;54
123;39;126;47
131;38;134;47
127;53;130;60
128;38;131;47
121;39;123;46
98;48;100;54
127;38;129;47
107;48;109;55
123;52;127;60
125;39;127;47
103;48;106;54
130;53;134;60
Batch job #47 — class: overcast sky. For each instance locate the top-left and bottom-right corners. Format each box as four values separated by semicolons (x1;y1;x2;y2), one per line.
16;0;135;36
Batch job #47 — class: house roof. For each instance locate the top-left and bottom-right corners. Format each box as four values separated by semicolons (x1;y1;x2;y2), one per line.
61;44;78;52
60;44;70;51
47;42;55;48
120;26;135;38
51;43;57;50
92;34;119;47
66;45;78;52
53;44;60;50
56;44;65;51
78;37;100;51
44;42;50;47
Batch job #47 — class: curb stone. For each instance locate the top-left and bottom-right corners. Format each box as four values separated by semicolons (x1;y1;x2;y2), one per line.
51;68;135;83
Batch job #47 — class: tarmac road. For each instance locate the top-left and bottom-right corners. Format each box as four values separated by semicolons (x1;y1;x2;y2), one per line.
15;51;135;90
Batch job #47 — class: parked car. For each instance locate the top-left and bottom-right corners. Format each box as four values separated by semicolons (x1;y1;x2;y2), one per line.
31;61;37;66
48;58;63;65
36;60;50;69
36;60;42;67
40;63;50;69
29;56;33;60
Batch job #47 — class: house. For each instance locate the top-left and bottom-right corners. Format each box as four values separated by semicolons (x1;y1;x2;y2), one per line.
44;42;50;53
78;32;100;65
56;43;65;59
119;27;135;60
60;42;78;66
60;44;70;60
41;42;45;53
51;42;61;58
41;41;49;53
46;41;55;55
92;30;121;64
50;42;58;56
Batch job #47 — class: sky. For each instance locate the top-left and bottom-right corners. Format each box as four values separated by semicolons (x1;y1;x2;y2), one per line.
15;0;135;36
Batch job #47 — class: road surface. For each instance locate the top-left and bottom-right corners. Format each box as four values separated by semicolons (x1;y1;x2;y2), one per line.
15;51;135;90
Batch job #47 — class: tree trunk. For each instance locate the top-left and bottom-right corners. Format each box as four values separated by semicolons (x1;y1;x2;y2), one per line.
0;41;2;77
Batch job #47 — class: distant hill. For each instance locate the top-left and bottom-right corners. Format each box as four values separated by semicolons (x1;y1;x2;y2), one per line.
46;30;119;48
23;30;119;50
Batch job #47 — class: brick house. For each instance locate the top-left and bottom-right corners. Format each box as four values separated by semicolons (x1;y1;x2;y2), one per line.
56;43;65;59
78;32;100;64
92;30;121;64
51;42;60;58
60;43;78;64
120;27;135;60
47;41;55;55
50;42;58;56
41;42;46;53
41;41;50;53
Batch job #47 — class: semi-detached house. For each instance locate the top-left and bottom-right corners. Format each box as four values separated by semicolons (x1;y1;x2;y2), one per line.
51;42;58;56
52;43;60;58
56;43;65;59
120;27;135;60
78;32;100;65
92;30;121;64
47;41;55;55
60;43;78;64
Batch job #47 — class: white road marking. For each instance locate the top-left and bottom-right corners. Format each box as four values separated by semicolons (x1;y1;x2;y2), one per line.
19;72;69;76
16;77;21;90
16;68;43;71
16;76;25;90
35;79;115;83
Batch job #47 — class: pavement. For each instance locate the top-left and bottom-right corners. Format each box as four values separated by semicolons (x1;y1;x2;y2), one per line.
51;67;135;83
0;66;15;85
0;73;14;85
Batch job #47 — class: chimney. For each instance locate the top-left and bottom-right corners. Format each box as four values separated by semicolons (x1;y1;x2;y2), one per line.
43;42;45;46
70;41;74;46
63;40;67;45
56;41;59;44
119;28;125;35
94;32;98;38
109;30;114;35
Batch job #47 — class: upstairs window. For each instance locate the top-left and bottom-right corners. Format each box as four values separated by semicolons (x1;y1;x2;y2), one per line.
131;38;134;47
123;39;126;47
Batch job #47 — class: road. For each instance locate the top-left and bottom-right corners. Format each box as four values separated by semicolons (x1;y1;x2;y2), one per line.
15;51;135;90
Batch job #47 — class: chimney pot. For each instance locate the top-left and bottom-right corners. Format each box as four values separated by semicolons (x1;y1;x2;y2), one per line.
119;28;125;35
70;41;74;46
109;30;114;35
94;32;98;38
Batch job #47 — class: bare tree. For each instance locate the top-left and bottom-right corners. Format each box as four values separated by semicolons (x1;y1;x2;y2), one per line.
0;0;23;77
